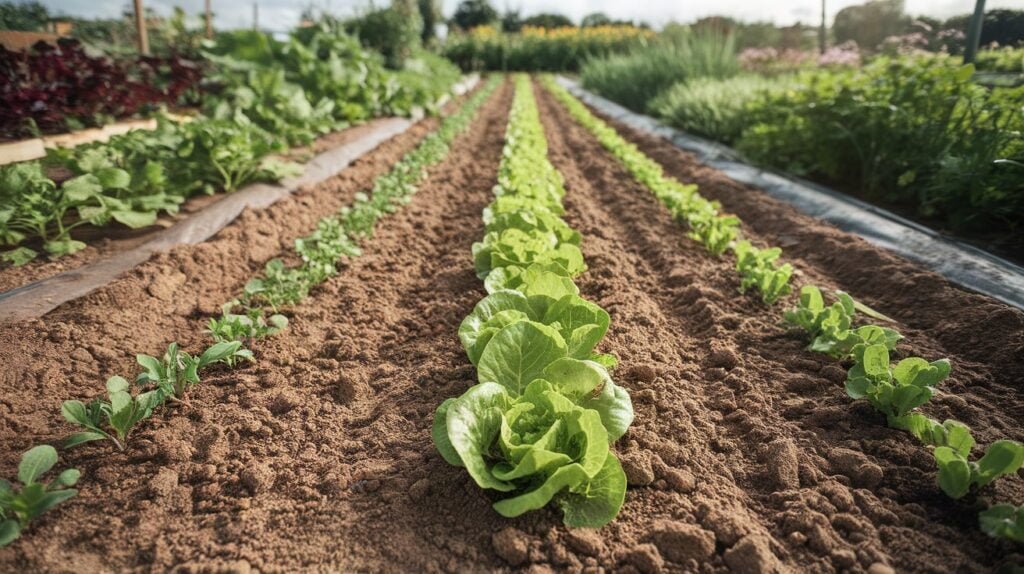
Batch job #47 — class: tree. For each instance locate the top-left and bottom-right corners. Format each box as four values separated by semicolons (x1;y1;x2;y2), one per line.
501;9;522;33
581;12;611;28
418;0;441;43
833;0;909;51
0;1;49;31
451;0;498;31
944;9;1024;48
521;13;573;29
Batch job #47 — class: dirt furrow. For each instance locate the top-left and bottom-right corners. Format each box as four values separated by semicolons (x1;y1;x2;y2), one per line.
534;80;1024;573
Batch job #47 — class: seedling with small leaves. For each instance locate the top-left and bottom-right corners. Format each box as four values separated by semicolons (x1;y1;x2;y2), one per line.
62;376;164;450
734;240;793;305
785;285;902;358
0;445;80;547
980;504;1024;542
208;302;288;352
136;341;251;402
845;343;951;420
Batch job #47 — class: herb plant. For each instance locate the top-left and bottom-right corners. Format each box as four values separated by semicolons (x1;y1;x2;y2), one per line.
0;445;79;547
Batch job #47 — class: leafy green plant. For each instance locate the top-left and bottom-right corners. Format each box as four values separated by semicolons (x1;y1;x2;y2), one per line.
0;445;79;547
737;56;1024;243
433;352;632;526
61;376;163;450
207;303;288;347
135;341;251;402
733;240;793;304
783;285;901;358
844;343;951;420
980;504;1024;542
935;439;1024;499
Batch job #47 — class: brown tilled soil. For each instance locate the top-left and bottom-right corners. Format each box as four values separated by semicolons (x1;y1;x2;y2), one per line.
0;76;1022;574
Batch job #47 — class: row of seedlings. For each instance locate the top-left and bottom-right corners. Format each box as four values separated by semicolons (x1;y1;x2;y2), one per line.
541;76;1024;544
0;78;501;548
432;75;635;527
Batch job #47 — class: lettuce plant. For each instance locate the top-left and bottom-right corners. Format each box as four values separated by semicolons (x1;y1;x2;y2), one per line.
980;504;1024;542
784;285;902;358
0;446;79;547
208;302;288;348
935;439;1024;499
460;282;609;366
845;343;950;420
734;240;793;305
434;349;632;526
61;376;163;450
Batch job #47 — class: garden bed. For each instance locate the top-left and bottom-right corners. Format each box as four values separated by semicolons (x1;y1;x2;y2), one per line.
0;77;1021;572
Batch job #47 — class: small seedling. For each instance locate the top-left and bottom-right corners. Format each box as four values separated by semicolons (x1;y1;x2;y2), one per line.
136;341;251;402
980;504;1024;542
0;445;79;547
62;376;163;450
935;439;1024;499
845;344;950;419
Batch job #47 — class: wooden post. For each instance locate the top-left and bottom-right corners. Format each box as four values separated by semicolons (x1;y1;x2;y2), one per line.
819;0;827;54
963;0;986;64
133;0;149;55
205;0;213;39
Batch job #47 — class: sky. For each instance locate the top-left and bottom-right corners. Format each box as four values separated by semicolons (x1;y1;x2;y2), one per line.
35;0;1023;34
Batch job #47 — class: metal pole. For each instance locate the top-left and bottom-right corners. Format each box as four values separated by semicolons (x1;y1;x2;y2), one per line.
819;0;826;54
963;0;986;64
133;0;149;55
253;2;259;31
205;0;213;39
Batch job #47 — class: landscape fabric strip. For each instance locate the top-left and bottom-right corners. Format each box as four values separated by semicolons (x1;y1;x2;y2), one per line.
0;79;502;549
432;74;634;528
540;76;1024;542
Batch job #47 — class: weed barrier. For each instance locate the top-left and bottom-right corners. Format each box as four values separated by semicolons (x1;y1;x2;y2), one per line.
555;76;1024;311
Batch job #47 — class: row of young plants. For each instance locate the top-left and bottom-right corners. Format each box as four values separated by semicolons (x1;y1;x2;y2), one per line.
0;80;500;548
540;77;1024;545
0;25;462;268
432;75;634;528
0;116;299;266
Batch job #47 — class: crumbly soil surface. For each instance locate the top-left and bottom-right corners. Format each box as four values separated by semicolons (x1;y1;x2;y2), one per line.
0;119;411;294
0;77;1022;574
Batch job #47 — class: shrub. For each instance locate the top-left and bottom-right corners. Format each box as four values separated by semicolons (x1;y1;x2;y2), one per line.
650;74;795;143
580;27;738;112
737;55;1024;237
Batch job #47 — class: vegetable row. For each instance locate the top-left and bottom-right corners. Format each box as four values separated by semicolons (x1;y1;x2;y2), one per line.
541;77;1024;544
0;25;461;267
0;80;500;548
432;74;634;527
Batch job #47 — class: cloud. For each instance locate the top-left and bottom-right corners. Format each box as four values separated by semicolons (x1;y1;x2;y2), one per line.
33;0;1024;31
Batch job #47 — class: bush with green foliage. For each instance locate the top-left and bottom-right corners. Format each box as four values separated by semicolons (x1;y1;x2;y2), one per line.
443;24;650;73
650;74;795;143
737;56;1024;241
